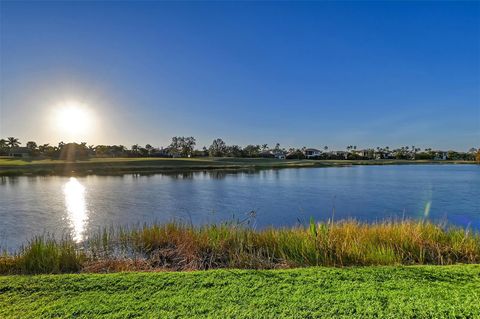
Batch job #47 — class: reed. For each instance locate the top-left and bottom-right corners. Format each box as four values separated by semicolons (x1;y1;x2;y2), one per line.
1;219;478;274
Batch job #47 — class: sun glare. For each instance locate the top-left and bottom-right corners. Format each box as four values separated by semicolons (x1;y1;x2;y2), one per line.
63;177;88;242
54;101;93;138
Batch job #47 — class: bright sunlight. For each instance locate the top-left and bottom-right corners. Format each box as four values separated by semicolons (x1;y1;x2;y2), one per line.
52;101;96;140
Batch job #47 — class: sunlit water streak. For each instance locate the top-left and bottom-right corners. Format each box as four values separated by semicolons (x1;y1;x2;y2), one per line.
63;177;88;242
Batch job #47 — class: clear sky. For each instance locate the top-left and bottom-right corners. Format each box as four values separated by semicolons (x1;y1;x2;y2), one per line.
0;1;479;150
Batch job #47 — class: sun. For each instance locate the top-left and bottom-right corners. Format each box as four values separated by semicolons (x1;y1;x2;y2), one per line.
54;101;92;137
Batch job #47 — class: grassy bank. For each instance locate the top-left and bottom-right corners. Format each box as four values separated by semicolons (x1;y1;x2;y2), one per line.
1;220;478;274
1;265;479;318
0;157;475;176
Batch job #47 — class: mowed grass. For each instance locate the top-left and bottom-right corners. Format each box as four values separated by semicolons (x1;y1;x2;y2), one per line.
0;157;473;166
0;157;325;176
0;157;309;166
0;156;475;176
1;265;479;318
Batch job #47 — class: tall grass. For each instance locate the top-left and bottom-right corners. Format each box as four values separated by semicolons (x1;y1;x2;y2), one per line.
0;235;83;274
1;219;479;274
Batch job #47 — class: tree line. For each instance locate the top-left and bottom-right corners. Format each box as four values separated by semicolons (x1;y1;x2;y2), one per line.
0;136;478;161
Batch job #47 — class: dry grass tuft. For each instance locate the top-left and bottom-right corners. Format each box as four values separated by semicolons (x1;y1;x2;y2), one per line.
1;219;479;274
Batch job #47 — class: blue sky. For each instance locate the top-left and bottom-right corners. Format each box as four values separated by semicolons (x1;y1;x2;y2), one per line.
0;1;478;150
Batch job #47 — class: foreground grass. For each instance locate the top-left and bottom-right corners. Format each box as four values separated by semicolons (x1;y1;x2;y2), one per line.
0;157;475;176
1;220;478;274
1;265;479;318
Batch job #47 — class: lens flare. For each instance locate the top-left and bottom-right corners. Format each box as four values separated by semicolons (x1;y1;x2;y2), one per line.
424;201;432;218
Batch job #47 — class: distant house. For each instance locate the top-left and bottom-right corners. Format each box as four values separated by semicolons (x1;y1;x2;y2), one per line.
374;151;393;160
259;151;275;158
286;150;304;159
374;152;384;160
330;151;348;159
434;151;448;160
8;147;30;158
259;150;286;159
304;148;321;159
150;147;171;158
272;150;286;160
355;149;369;158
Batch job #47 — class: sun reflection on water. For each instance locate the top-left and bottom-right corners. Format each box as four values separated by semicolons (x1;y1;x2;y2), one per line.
63;177;88;242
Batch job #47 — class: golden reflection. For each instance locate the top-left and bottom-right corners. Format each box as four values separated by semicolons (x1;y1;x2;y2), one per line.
63;177;88;242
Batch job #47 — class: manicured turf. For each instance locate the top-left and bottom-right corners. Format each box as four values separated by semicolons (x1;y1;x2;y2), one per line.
0;157;474;176
1;265;479;318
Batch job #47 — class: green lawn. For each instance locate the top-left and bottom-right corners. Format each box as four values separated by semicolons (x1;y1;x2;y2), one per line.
1;265;479;318
0;157;475;176
0;156;316;167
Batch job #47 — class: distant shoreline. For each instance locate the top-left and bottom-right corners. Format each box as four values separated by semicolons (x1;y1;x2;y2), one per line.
0;157;476;177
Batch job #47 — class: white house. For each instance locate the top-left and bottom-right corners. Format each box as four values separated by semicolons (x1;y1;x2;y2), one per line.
304;148;322;158
273;151;286;160
260;150;286;159
434;151;448;160
8;147;30;158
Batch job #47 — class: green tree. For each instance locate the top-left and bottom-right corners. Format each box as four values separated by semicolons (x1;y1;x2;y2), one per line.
26;141;37;150
226;145;242;157
25;141;38;156
209;138;227;157
131;144;140;155
168;136;196;157
243;145;260;157
0;139;7;154
145;144;154;155
181;137;196;157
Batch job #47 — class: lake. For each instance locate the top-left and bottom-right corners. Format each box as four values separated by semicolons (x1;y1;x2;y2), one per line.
0;164;479;250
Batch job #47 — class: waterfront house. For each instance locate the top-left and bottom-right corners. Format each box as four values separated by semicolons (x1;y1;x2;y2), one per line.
374;151;393;160
330;150;348;159
259;151;275;158
272;150;286;160
151;147;171;157
8;147;31;158
354;149;370;158
304;148;322;158
260;150;286;159
434;151;448;160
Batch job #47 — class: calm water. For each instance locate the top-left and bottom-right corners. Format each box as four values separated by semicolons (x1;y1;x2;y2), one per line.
0;165;479;249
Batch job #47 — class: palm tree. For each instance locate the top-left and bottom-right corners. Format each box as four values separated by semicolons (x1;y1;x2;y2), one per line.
0;139;7;155
145;144;154;155
7;137;20;148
